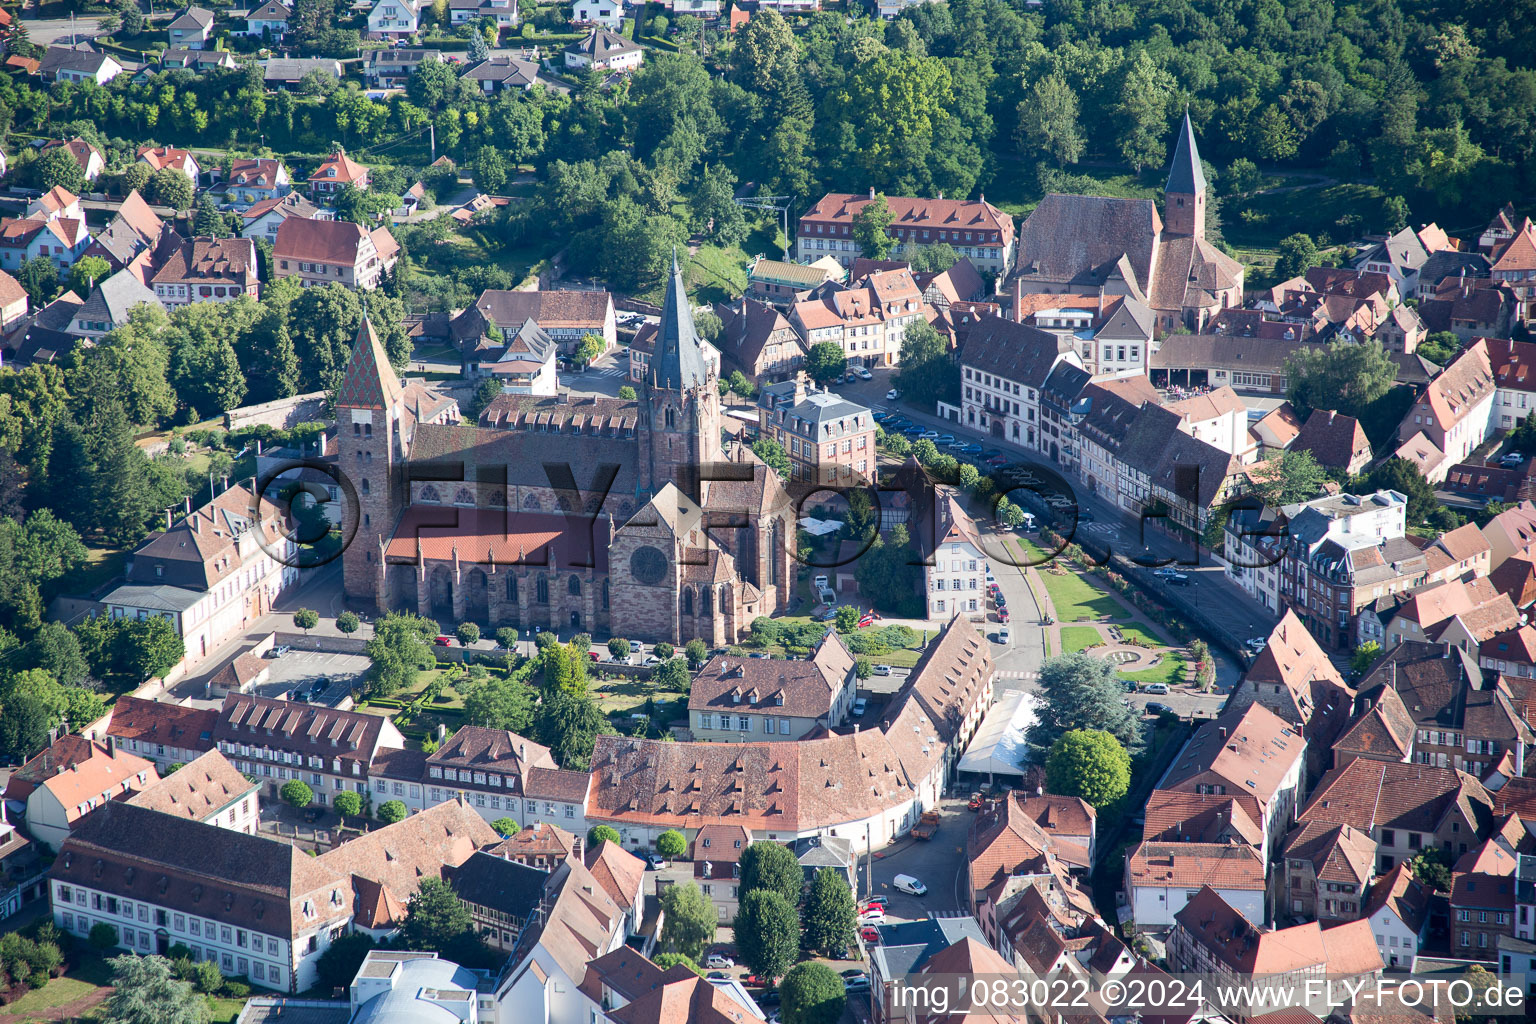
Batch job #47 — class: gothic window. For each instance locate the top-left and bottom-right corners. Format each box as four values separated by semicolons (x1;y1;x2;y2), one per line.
507;576;518;602
420;485;441;503
556;496;572;512
583;496;602;514
536;576;549;603
665;407;675;428
489;490;505;506
454;487;475;505
702;587;713;616
767;520;779;586
523;494;541;510
620;501;633;519
602;579;609;610
360;479;370;495
568;576;581;596
683;589;694;616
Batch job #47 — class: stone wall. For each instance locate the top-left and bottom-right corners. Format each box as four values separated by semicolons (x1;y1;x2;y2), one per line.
223;390;329;432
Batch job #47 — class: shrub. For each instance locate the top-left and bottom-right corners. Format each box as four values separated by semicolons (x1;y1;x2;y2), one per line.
378;800;407;824
89;923;119;951
333;791;363;817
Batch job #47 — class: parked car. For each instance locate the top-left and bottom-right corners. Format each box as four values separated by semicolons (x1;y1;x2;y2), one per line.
858;908;885;923
841;969;866;980
1152;567;1183;578
997;608;1011;623
309;677;330;698
266;645;292;658
748;652;770;659
1142;682;1171;695
902;425;925;436
860;925;881;943
852;697;867;716
886;389;901;400
1245;636;1268;650
863;896;888;910
857;367;873;380
873;664;892;676
706;955;735;970
1077;509;1095;522
289;690;309;703
845;975;871;993
894;874;927;896
707;971;728;980
434;635;453;646
935;434;955;445
985;456;1009;467
871;410;889;422
646;854;667;869
918;430;940;440
1165;574;1190;586
1145;702;1175;716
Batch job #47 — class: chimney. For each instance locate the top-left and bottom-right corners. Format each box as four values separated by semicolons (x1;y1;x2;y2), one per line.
868;187;875;200
185;495;193;515
106;735;115;756
1219;727;1228;740
166;508;174;530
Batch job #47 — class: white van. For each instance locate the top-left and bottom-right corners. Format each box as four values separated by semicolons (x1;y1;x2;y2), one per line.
894;874;927;896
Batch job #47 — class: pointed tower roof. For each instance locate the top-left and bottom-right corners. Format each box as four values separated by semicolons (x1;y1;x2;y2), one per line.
650;249;710;392
335;317;403;410
1166;110;1207;196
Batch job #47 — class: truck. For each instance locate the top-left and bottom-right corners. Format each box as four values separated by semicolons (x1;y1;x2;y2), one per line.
911;810;940;840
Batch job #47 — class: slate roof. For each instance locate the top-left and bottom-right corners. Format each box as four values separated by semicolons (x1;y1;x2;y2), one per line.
76;269;157;326
651;250;710;391
955;312;1066;389
1166;111;1206;195
447;849;547;917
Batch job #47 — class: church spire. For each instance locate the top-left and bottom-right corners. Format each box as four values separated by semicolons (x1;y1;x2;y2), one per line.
335;315;404;410
1166;109;1207;197
649;246;710;393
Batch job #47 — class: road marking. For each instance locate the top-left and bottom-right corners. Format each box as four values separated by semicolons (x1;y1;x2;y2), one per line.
996;670;1037;679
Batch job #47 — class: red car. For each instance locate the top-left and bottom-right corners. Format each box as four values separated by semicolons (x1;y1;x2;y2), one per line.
861;926;881;943
997;608;1011;623
434;636;453;646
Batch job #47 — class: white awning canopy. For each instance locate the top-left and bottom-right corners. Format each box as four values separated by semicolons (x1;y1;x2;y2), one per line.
956;689;1037;778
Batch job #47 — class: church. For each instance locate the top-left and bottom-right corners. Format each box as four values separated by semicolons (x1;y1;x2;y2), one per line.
1010;113;1243;333
336;255;797;645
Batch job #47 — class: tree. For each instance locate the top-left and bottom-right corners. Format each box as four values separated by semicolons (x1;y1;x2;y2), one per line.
1418;331;1461;365
1225;158;1262;195
89;922;119;951
293;608;319;635
608;637;631;659
280;779;314;809
473;146;509;194
401;876;477;955
535;688;610;769
750;438;791;478
193;195;230;238
1248;449;1329;509
588;824;622;847
1044;729;1132;809
456;621;481;646
654;658;691;693
1350;641;1383;678
365;612;438;698
35;145;89;194
618;385;637;400
336;611;360;634
120;163;152;197
654;641;674;661
104;954;208;1024
805;342;848;387
67;256;112;299
652;953;704;975
781;962;848;1024
1284;339;1396;419
657;829;687;859
17;257;60;307
908;243;961;273
332;790;363;817
1410;847;1452;892
734;889;799;982
316;932;376;992
1016;74;1085;167
739;841;803;906
660;881;717;960
463;674;535;732
492;817;519;837
576;332;606;367
801;867;856;956
1028;653;1145;757
146;167;194;210
895;320;957;409
1361;457;1442;526
1274;233;1320;281
377;799;407;824
685;638;708;669
851;193;895;260
1114;51;1175;171
467;26;491;61
835;605;860;631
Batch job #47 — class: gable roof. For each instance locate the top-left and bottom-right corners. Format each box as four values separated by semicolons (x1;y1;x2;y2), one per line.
1301;759;1493;834
1159;701;1305;809
1292;409;1371;470
1013;193;1160;296
106;697;217;753
273;215;373;264
1363;862;1429;932
125;749;254;820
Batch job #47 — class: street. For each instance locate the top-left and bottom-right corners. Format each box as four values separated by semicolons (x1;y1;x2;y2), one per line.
17;17;102;46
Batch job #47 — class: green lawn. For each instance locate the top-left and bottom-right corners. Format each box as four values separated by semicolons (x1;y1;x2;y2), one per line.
1058;626;1104;653
1036;567;1133;623
53;546;128;599
207;997;249;1024
1115;623;1172;648
1120;651;1189;687
0;953;114;1022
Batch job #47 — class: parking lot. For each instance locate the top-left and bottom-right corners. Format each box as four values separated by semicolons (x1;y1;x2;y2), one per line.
255;650;371;703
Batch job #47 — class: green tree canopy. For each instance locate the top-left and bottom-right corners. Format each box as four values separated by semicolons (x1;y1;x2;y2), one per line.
462;674;536;733
1028;652;1145;757
1044;729;1132;809
280;779;314;808
589;824;621;847
659;881;717;960
1284;339;1396;419
734;889;799;982
851;193;896;259
105;954;208;1024
365;612;438;698
378;799;407;824
805;341;848;386
657;829;687;859
781;962;848;1024
739;840;803;906
801;867;856;956
333;790;363;817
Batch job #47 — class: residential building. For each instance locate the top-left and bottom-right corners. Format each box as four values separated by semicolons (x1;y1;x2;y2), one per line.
273;217;398;290
308;150;369;199
366;0;421;38
1397;340;1498;481
150;236;260;307
99;480;301;669
925;492;987;619
105;697;217;772
746;255;844;305
160;47;237;71
1490;218;1536;325
711;296;808;382
688;631;857;741
797;190;1016;278
239;193;326;246
125;750;259;835
1356;225;1441;296
167;6;214;47
1151;332;1302;394
867;919;992;1024
476;318;557;394
224;158;291;209
24;740;158;851
1363;863;1431;969
38;137;103;182
138;146;201;186
1452;871;1516;960
690;824;750;920
244;0;291;38
50;801;351;991
0;270;27;330
85;190;165;273
755;374;875;484
449;0;517;24
1379;577;1518;653
788;266;933;368
38;44;123;85
955;312;1078;449
793;834;856;895
1124;841;1266;929
453;288;616;358
447;852;548;953
1291;409;1373;475
488;820;578;870
460;55;539;93
262;57;342;89
563;27;643;71
1487;337;1536;431
363;48;442;88
1279;821;1375;923
0;212;91;272
583;839;648;938
67;269;156;340
213;693;406;805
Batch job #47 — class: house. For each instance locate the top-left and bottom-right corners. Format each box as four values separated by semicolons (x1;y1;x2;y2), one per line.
262;57;342;89
476;318;557;394
583;839;648;938
924;491;987;619
1395;339;1497;481
448;0;517;25
38;137;104;182
167;6;215;48
793;833;856;895
213;692;405;805
754;374;876;485
223;158;291;209
1011;114;1241;332
160;47;237;71
316;799;498;937
1363;863;1431;969
954;312;1078;450
1357;225;1440;296
244;0;291;38
1379;578;1519;653
0;270;27;330
488;820;578;870
867;919;992;1024
38;45;123;85
746;255;845;305
1451;871;1517;960
67;270;157;340
99;480;301;667
5;293;85;366
49;801;351;991
1124;841;1266;929
461;55;539;92
363;48;441;89
1291;409;1373;475
690;824;750;921
238;193;326;246
788;266;934;368
150;236;259;307
23;739;158;851
1279;821;1376;923
307;149;369;199
1486;337;1536;432
571;0;623;27
0;213;91;272
1154;702;1308;859
798;189;1016;279
273;218;397;290
1490;218;1536;325
125;749;258;834
711;296;807;382
105;697;217;772
688;630;857;741
454;288;616;358
1419;280;1516;341
137;146;200;187
563;27;644;71
366;0;421;38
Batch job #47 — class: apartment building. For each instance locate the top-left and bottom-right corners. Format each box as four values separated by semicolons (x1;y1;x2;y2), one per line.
1397;340;1497;483
925;492;987;620
214;694;405;805
24;740;158;851
1363;864;1431;969
150;236;260;307
954;311;1077;449
796;190;1016;278
273;217;398;290
105;697;217;771
688;631;857;741
788;267;933;368
755;375;875;484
